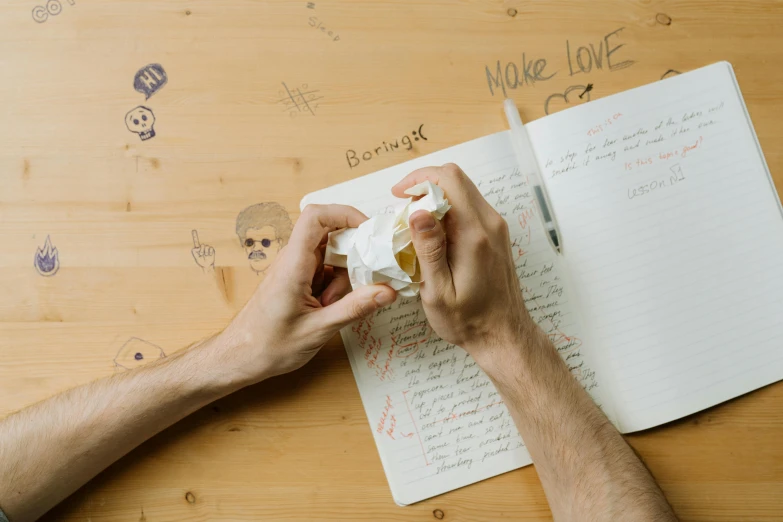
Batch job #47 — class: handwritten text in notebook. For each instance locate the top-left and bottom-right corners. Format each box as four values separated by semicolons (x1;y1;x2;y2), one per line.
529;62;783;432
342;151;601;496
305;61;783;501
541;99;726;200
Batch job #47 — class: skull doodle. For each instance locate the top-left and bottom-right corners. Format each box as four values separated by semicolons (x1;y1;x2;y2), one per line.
125;106;156;141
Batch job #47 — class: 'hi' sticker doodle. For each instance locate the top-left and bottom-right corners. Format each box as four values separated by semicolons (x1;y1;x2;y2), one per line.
133;64;168;99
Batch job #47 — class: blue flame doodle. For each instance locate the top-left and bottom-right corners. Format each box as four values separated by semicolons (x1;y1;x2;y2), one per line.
34;236;60;276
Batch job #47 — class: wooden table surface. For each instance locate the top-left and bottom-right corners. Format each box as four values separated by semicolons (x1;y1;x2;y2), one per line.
1;0;782;520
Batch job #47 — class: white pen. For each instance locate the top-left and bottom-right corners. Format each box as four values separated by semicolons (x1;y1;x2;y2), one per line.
503;98;563;255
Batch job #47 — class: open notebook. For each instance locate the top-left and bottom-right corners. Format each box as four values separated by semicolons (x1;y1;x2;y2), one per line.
300;62;783;505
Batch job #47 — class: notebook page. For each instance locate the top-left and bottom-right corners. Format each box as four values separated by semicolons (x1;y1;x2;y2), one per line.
301;132;609;504
526;62;783;433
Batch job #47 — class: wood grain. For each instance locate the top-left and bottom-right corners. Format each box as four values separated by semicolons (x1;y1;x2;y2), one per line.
0;0;781;520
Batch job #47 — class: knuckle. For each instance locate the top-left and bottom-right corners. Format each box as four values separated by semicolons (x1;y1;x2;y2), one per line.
474;232;492;249
454;293;471;310
348;299;371;321
420;291;442;310
491;215;509;236
300;204;320;219
420;279;448;307
420;288;437;305
417;236;447;263
441;163;462;179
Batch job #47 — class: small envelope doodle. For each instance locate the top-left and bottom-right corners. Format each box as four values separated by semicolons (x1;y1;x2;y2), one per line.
114;337;166;371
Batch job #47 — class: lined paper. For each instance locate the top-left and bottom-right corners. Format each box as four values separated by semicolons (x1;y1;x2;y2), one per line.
301;132;607;504
299;60;783;501
528;62;783;432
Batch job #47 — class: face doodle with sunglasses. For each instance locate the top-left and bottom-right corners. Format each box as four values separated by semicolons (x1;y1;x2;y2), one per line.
235;202;293;274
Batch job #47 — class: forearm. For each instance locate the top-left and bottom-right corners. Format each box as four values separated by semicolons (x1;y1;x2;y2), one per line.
0;202;394;521
0;331;253;522
476;324;677;521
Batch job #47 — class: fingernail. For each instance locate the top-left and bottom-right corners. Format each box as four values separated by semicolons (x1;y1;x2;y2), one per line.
374;290;395;306
411;212;436;232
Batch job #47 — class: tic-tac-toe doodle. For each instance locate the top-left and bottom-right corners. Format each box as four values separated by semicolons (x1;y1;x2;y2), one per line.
277;82;323;117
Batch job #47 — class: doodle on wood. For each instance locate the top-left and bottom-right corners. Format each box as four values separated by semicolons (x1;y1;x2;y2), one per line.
191;230;215;272
133;64;168;99
114;337;166;371
277;82;323;117
544;85;592;115
345;124;428;169
31;0;75;23
34;236;60;277
235;203;293;274
125;106;156;141
308;17;340;41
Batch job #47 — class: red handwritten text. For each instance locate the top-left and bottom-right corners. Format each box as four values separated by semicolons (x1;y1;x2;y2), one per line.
624;136;703;172
587;113;622;137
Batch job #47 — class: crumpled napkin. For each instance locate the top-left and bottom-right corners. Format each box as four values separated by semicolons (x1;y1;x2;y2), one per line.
324;181;451;297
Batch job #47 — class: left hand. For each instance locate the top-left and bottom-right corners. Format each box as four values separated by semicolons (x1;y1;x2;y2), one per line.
220;204;397;383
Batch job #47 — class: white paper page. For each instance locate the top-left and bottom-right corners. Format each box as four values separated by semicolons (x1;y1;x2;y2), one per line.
526;62;783;433
301;132;609;504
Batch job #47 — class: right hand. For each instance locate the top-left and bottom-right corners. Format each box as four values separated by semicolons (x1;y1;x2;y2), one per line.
392;164;532;362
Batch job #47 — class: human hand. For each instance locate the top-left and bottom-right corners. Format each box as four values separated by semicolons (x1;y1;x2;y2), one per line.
191;230;215;271
392;164;531;363
220;204;397;383
192;245;215;270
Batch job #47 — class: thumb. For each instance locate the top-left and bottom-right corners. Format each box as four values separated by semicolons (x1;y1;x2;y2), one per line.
316;284;397;331
409;210;453;300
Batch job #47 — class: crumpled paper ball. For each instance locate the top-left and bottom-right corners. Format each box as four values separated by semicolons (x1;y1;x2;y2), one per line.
324;181;451;297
